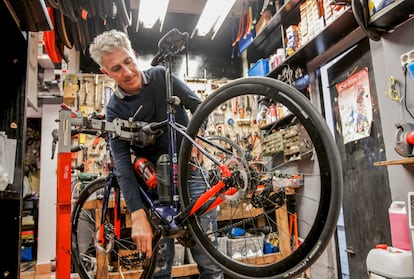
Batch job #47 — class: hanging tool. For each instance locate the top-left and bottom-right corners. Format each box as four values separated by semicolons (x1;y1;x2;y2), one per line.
94;74;99;111
289;212;299;250
51;129;59;159
232;3;245;47
245;95;252;117
386;76;402;102
92;136;101;150
238;97;245;118
83;78;89;105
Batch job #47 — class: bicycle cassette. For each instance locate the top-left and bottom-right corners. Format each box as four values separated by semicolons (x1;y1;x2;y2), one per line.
395;122;414;157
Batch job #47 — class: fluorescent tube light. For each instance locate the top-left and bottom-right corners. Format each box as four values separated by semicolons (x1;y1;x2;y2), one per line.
192;0;236;40
138;0;170;31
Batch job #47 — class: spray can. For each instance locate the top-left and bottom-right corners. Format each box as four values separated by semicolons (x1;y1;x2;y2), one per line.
133;157;157;189
156;154;171;204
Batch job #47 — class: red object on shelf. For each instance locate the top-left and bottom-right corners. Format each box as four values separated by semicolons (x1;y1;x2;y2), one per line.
376;244;388;250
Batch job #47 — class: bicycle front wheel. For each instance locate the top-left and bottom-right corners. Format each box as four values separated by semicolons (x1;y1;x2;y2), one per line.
71;177;142;278
178;76;343;279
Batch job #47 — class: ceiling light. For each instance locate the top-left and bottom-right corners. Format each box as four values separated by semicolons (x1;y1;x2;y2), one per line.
138;0;169;31
192;0;236;40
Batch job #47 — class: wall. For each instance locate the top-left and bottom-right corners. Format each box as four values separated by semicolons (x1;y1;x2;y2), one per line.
36;104;59;269
370;19;414;202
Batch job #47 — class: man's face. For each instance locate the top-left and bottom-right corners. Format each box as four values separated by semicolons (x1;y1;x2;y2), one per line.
100;48;142;94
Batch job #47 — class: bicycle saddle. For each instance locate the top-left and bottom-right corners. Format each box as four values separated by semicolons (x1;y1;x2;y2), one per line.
151;28;189;66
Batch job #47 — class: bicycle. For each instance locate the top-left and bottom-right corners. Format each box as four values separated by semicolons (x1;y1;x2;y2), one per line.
69;28;343;279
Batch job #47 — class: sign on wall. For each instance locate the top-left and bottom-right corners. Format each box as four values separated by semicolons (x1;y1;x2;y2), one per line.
336;67;373;144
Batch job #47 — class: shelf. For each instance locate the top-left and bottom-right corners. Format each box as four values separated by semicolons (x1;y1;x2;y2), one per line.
260;113;295;131
267;7;358;78
374;158;414;166
0;190;20;200
246;0;303;62
105;263;200;278
246;0;360;73
369;0;414;31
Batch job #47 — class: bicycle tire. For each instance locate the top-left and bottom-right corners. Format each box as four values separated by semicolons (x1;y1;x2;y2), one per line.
178;76;343;279
71;177;142;278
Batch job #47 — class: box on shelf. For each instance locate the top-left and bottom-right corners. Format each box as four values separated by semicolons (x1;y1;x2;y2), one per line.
248;59;270;77
21;246;33;262
368;0;395;16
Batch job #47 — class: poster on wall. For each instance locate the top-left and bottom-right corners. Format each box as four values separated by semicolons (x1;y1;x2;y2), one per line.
336;67;373;144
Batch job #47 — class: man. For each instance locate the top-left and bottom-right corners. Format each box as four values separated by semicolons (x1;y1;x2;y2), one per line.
89;29;223;279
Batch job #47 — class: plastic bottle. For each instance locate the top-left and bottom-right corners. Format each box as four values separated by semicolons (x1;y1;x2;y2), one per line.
156;154;171;204
133;157;157;189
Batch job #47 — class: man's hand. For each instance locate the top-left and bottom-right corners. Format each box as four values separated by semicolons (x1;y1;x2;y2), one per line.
130;208;153;259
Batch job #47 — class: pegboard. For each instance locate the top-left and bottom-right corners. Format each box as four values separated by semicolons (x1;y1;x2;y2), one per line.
62;73;116;179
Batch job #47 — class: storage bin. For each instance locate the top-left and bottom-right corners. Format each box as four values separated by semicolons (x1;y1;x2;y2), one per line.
389;201;411;251
21;246;33;262
173;243;185;266
217;236;227;255
226;233;264;259
248;59;270;77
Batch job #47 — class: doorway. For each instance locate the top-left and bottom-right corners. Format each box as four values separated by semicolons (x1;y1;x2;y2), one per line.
320;38;392;278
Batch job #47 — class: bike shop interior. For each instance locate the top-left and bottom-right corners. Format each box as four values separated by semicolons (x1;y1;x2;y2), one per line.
1;0;414;278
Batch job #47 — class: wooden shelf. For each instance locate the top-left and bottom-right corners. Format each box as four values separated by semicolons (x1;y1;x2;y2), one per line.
217;201;264;221
374;158;414;166
107;263;199;278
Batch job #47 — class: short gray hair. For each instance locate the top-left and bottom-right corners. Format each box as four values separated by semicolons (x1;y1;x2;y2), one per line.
89;29;134;67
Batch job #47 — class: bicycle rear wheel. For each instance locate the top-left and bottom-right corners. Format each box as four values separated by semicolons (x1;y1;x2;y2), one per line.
178;76;343;279
71;177;142;278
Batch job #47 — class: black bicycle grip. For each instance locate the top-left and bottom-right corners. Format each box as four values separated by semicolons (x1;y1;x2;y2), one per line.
151;28;189;66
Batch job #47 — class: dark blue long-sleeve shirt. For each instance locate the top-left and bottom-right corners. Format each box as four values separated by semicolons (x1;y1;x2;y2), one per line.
106;65;202;212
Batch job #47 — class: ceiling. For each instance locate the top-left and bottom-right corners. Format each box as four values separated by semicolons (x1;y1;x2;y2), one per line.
4;0;250;73
128;0;248;58
131;0;245;17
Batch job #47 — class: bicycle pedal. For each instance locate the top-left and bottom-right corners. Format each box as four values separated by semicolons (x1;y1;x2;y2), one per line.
118;250;146;270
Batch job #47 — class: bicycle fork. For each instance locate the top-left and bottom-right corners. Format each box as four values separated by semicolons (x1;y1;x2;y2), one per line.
96;174;121;253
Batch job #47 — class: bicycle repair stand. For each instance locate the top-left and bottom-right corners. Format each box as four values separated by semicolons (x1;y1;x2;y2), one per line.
55;107;76;278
